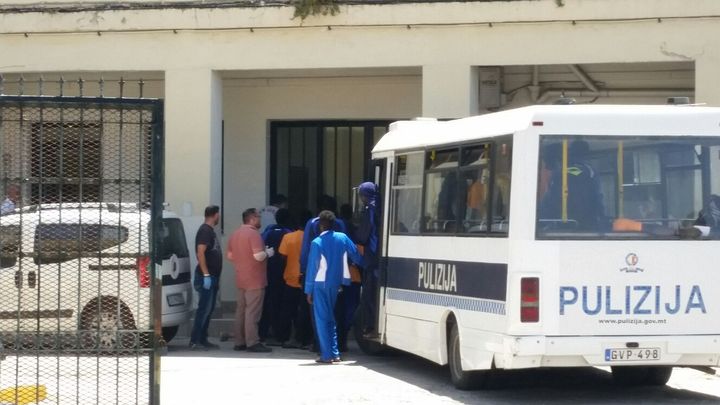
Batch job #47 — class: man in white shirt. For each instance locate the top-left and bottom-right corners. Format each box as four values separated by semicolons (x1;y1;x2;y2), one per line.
1;184;20;215
259;194;288;231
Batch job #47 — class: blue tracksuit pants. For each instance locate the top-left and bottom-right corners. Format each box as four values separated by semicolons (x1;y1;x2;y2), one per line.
312;284;340;361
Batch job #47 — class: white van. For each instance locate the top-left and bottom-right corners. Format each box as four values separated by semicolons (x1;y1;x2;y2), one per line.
0;203;192;349
156;211;193;343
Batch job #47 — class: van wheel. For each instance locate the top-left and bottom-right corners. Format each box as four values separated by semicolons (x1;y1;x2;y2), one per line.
162;326;179;343
612;366;671;386
448;322;486;390
645;366;673;386
80;298;137;351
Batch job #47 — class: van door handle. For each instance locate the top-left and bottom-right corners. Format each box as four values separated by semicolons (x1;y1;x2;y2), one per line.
14;271;22;289
27;271;36;289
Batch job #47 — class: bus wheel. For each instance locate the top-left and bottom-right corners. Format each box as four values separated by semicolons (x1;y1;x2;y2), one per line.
644;366;672;386
448;322;486;390
611;366;647;386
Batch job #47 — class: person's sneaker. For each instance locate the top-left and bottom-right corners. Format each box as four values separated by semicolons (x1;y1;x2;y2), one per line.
201;341;220;350
233;345;247;351
282;340;303;349
246;343;272;353
331;357;343;363
264;338;283;347
315;358;333;364
362;330;380;339
188;343;208;351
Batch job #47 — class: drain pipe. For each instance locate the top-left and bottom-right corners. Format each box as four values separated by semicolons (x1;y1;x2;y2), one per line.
537;89;694;104
568;64;598;93
529;65;541;102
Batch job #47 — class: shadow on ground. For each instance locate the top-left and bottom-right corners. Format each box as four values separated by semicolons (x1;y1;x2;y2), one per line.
163;336;719;404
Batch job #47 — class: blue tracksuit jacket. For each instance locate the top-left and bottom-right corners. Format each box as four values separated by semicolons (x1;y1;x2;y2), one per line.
304;230;361;295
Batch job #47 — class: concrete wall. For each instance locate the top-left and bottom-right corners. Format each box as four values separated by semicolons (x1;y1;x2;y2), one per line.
218;73;420;300
2;0;720;305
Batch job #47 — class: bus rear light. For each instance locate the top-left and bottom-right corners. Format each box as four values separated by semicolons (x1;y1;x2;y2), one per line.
521;277;539;323
136;256;151;288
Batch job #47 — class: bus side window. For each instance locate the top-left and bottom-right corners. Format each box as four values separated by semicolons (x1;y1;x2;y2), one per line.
423;148;459;233
459;144;491;233
392;153;424;234
490;138;512;233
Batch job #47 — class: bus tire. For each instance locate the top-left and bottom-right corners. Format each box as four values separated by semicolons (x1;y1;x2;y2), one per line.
644;366;672;386
611;366;649;386
448;322;486;390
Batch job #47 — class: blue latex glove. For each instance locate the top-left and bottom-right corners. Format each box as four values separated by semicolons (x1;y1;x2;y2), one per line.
202;276;212;290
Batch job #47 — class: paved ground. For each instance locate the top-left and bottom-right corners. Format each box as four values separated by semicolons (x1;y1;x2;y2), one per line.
160;338;720;404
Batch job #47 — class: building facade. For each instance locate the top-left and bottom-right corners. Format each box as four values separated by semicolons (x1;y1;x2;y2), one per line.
1;0;719;305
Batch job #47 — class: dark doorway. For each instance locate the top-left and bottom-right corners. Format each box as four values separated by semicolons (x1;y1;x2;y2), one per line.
270;121;390;218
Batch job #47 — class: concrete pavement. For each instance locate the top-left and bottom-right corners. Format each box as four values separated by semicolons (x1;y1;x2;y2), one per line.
160;338;720;404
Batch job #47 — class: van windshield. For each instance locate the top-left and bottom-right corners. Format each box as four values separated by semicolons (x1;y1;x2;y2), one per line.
536;135;720;240
154;218;189;261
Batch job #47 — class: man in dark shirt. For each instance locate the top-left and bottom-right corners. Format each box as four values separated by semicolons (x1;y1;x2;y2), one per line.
189;205;223;350
258;208;292;344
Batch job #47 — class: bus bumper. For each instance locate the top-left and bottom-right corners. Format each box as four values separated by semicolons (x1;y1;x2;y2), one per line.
495;335;720;370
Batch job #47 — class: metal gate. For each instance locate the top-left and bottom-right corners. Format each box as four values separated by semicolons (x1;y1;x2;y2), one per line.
0;87;163;404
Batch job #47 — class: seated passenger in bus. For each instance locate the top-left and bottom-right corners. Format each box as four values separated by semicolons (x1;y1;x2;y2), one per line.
465;169;488;223
539;140;606;232
694;194;720;237
438;171;458;227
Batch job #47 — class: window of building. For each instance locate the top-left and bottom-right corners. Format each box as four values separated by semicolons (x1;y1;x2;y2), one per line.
270;121;391;220
392;152;423;234
30;122;102;204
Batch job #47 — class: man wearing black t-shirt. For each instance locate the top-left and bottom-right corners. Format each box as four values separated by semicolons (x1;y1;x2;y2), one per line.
189;205;223;350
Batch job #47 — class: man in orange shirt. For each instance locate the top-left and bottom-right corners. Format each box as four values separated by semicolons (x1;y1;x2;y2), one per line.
276;212;312;348
227;208;275;353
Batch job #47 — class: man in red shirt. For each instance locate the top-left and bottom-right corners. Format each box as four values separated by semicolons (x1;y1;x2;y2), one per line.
227;208;275;353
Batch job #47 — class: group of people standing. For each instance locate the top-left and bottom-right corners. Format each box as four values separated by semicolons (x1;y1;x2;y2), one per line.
189;182;380;364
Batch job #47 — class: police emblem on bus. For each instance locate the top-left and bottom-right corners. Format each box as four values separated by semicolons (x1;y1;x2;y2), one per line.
620;253;643;273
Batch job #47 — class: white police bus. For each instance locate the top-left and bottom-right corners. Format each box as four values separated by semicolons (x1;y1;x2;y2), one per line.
357;105;720;389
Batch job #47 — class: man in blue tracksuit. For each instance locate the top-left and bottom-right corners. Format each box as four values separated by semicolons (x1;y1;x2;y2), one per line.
304;210;363;363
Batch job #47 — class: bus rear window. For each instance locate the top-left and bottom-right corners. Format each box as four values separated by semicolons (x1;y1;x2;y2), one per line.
536;135;720;240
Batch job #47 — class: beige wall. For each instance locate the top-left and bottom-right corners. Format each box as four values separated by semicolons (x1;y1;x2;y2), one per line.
217;73;420;299
2;0;720;303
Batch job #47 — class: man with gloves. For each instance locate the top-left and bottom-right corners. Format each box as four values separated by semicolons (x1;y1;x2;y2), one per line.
305;210;363;363
189;205;222;350
227;208;275;353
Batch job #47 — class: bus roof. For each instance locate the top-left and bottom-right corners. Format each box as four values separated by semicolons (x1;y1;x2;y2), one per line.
372;104;720;155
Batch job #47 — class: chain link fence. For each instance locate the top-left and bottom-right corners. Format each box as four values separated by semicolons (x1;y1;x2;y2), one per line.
0;76;163;404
